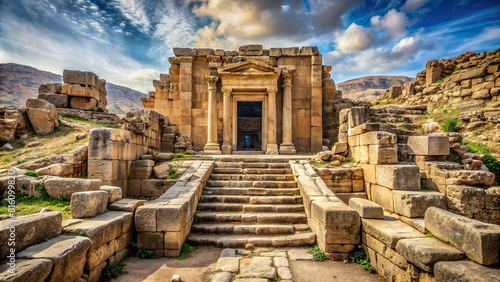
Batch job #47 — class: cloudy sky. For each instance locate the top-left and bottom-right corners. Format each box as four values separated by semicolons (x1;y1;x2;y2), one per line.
1;0;499;93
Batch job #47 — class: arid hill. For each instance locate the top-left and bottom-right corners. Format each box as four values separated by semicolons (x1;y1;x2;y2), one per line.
337;75;413;100
0;63;146;114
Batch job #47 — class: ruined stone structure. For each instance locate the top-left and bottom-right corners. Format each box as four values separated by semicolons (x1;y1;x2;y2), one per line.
142;45;340;155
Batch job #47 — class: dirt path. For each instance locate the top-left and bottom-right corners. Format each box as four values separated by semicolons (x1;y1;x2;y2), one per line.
113;247;220;282
290;260;382;282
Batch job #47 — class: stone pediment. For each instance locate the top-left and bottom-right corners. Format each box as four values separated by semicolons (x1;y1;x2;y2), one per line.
218;60;280;76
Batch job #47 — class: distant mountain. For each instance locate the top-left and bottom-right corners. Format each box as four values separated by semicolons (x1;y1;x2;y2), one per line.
0;63;147;114
337;76;414;101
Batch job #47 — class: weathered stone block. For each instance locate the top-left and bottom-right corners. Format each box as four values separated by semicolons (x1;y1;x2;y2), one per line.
393;190;446;218
70;191;108;219
0;212;62;258
485;187;500;210
361;216;425;248
63;70;98;86
141;179;166;197
348;198;384;219
137;232;164;250
70;97;98;110
376;164;420;190
38;83;62;94
446;185;485;215
135;205;157;232
99;186;122;203
370;185;394;212
368;144;398;165
109;199;146;212
36;163;73;177
396;237;463;272
311;201;360;244
359;131;397;146
0;119;17;142
425;207;500;265
408;135;450;156
0;259;52;282
44;177;102;200
434;260;500;282
26;99;59;135
18;235;92;282
38;93;68;108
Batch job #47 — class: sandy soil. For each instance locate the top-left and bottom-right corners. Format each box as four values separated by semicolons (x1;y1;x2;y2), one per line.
113;247;220;282
290;260;382;282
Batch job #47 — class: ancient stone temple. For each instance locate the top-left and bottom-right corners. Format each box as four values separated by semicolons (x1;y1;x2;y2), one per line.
142;45;340;154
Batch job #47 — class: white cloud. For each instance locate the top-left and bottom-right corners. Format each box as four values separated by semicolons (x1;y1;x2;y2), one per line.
334;23;375;53
402;0;429;12
371;9;410;38
111;0;151;34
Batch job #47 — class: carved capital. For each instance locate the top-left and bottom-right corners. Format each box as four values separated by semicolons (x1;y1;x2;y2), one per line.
205;75;219;90
266;87;278;94
282;70;293;88
222;87;232;95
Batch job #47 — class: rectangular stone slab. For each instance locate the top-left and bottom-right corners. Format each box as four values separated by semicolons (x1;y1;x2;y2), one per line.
348;198;384;219
375;164;421;190
392;190;446;218
408;136;450;156
0;259;52;282
434;261;500;282
425;207;500;265
0;211;62;258
361;216;425;248
396;237;463;272
18;235;92;282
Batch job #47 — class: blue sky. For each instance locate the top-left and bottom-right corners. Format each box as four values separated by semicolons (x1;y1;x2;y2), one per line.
1;0;499;92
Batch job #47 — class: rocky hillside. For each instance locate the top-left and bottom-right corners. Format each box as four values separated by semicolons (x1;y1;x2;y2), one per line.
0;63;146;114
337;76;413;100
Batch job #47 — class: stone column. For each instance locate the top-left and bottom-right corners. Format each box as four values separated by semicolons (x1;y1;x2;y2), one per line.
266;87;279;155
221;87;232;154
203;75;221;154
279;70;297;154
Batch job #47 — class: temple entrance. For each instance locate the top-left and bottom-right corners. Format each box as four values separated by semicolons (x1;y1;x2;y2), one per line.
237;101;262;151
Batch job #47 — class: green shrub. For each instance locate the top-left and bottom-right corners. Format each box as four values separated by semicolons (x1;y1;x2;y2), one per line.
34;183;50;200
18;142;26;148
175;243;196;260
16;160;27;165
305;245;326;261
25;170;39;177
136;249;158;259
421;184;432;191
350;249;375;273
462;140;500;186
96;107;104;112
101;262;127;281
28;131;35;137
441;117;461;132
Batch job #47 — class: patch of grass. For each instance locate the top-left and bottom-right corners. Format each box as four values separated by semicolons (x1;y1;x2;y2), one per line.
421;184;432;191
28;131;36;137
18;142;27;148
350;249;375;273
171;153;192;162
175;243;196;260
58;113;121;129
167;168;178;179
0;192;71;218
400;124;409;130
311;173;318;177
1;157;11;165
441;117;461;132
462;140;500;186
80;171;88;179
61;231;88;237
16;160;27;165
101;262;127;281
305;245;326;261
426;232;445;243
24;170;39;177
136;249;159;259
96;107;104;112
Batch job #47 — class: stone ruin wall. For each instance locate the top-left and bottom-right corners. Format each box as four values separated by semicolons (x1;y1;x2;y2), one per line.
143;45;340;153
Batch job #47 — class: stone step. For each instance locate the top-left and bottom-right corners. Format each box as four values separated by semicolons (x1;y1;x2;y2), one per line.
206;180;297;188
200;195;302;205
204;187;300;196
214;162;290;169
191;223;302;235
209;174;295;181
212;168;293;175
194;212;308;224
197;203;305;213
187;233;316;248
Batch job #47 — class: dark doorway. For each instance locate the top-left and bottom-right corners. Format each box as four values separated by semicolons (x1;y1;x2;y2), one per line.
237;101;262;151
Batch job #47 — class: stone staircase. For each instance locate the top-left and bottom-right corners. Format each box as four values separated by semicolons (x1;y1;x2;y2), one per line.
187;159;316;248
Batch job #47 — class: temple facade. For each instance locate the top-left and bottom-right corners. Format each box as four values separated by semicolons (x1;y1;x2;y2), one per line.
142;45;340;154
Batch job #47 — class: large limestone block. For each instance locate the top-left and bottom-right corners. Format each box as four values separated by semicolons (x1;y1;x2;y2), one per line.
70;191;108;219
425;207;500;265
153;162;173;179
44;177;102;200
311;201;360;244
36;163;73;177
18;235;92;282
376;253;411;282
396;238;463;272
38;83;62;94
348;198;384;219
368;144;398;164
137;232;164;250
485;187;500;209
38;93;68;108
25;99;59;135
446;185;485;215
361;216;425;248
393;191;446;218
408;135;450;156
0;259;52;282
0;119;17;142
434;261;500;282
61;83;100;99
0;212;62;258
100;186;122;203
446;170;495;186
64;211;133;249
63;70;98;86
70;97;98;110
109;199;146;212
359;131;397;146
370;185;394;212
376;164;420;190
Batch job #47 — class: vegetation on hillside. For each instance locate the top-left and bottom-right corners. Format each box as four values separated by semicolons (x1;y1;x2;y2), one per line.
462;141;500;186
